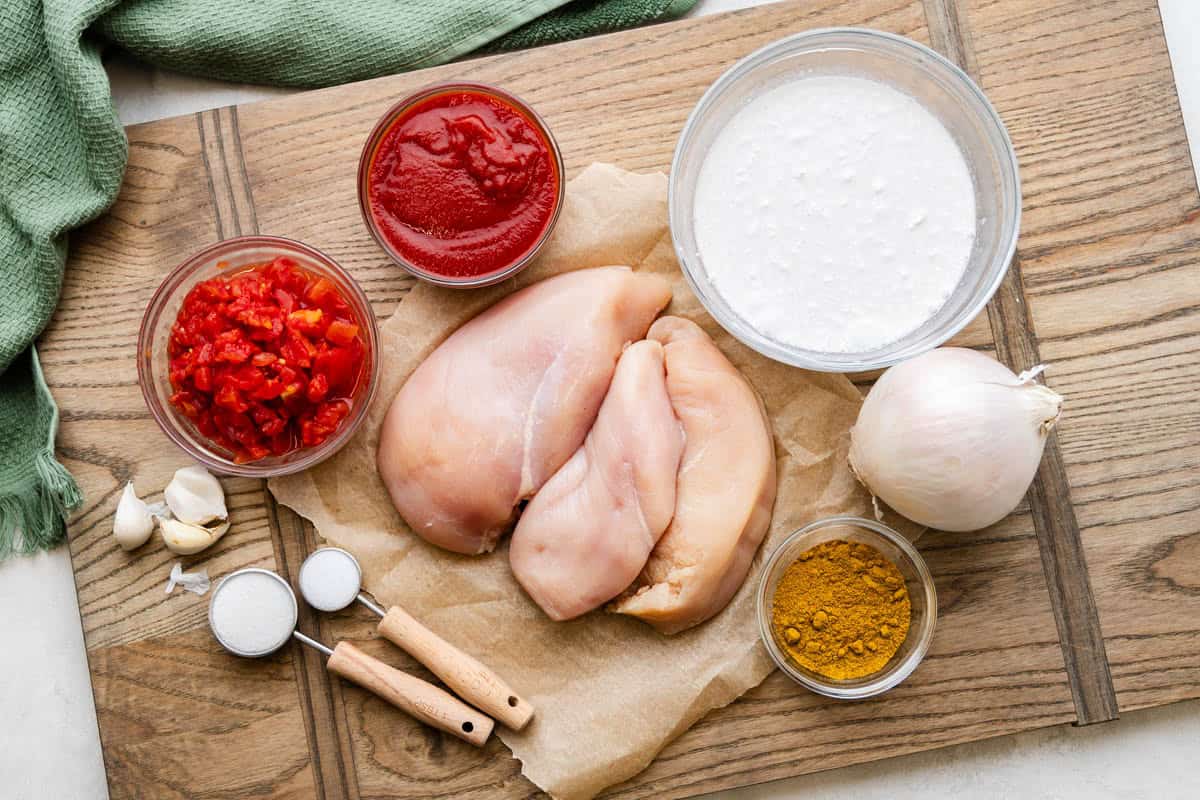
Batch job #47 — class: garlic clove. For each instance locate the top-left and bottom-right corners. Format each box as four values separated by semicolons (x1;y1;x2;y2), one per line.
164;465;228;526
159;517;231;555
206;519;231;547
114;482;156;551
158;518;211;554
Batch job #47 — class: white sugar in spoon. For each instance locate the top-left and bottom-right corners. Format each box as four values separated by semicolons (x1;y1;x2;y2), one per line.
299;547;534;731
209;567;492;746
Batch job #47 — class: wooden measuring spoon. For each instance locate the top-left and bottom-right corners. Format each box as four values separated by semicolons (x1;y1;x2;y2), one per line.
299;547;535;730
209;567;494;746
324;640;493;746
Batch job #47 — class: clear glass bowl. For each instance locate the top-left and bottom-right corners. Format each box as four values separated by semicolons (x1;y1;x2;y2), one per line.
757;516;937;699
670;28;1021;372
137;235;380;477
357;81;565;289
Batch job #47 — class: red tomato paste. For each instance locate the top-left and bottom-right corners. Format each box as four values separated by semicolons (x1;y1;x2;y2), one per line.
365;88;559;280
168;258;367;462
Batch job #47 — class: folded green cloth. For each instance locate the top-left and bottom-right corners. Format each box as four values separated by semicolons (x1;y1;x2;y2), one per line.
0;0;695;559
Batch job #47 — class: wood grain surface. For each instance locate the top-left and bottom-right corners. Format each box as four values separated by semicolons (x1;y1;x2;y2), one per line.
928;0;1120;726
42;0;1199;797
960;0;1200;716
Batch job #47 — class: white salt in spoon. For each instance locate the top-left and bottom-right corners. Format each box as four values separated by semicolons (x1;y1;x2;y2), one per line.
299;547;534;730
208;567;492;746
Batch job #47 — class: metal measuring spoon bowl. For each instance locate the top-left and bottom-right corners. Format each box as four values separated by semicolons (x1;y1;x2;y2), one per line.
297;547;534;730
209;568;300;658
298;547;370;613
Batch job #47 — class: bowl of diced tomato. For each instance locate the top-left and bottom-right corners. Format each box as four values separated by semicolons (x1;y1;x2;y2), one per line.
138;236;379;476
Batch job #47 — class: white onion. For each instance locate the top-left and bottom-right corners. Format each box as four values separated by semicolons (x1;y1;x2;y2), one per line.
848;348;1063;532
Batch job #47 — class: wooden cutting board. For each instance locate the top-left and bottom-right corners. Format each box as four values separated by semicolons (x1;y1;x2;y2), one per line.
45;0;1200;797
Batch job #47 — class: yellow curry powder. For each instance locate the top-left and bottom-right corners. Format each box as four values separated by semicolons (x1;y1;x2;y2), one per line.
771;539;911;680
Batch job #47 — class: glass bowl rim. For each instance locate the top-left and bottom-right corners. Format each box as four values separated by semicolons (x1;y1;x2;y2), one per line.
668;26;1022;372
356;80;566;289
136;234;380;477
756;514;938;699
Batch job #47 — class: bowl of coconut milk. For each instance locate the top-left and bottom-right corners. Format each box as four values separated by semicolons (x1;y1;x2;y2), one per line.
669;28;1020;372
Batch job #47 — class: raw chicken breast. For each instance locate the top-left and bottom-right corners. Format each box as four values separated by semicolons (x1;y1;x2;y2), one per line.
510;340;684;620
377;267;672;555
613;316;777;634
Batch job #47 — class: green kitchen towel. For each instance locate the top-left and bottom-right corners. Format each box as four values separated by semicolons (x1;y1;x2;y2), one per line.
0;0;696;559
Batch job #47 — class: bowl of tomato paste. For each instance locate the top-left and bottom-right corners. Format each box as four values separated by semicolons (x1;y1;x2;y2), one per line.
358;82;564;287
138;236;379;476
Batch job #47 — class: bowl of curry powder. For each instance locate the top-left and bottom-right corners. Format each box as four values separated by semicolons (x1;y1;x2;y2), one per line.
756;516;937;699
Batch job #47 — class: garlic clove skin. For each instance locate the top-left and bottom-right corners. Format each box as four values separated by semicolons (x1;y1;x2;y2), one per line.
849;348;1064;533
165;562;211;595
158;517;231;555
114;482;156;551
164;465;228;526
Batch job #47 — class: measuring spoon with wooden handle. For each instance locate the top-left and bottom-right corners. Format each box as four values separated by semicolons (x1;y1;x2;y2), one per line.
299;547;535;731
324;640;492;745
209;567;493;746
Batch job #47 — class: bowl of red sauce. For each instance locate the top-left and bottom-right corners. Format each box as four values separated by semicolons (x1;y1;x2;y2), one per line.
138;236;379;476
358;82;564;288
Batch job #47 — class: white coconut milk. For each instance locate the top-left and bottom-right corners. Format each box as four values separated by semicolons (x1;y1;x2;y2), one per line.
693;74;977;353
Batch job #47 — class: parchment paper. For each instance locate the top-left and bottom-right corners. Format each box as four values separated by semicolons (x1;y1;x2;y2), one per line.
269;163;895;800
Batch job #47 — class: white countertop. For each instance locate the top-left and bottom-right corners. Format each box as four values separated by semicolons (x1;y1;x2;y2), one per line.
3;2;1199;798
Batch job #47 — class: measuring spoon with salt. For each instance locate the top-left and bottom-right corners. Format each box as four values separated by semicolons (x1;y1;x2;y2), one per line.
208;567;493;746
299;547;534;731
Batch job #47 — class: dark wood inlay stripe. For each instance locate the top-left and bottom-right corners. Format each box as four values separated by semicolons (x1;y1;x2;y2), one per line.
201;106;362;798
922;0;1120;725
985;255;1120;725
194;112;225;239
228;108;261;236
265;497;361;800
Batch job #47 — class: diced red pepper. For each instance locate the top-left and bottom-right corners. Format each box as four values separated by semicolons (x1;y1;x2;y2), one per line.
313;341;362;394
214;382;249;413
250;378;285;401
170;390;202;418
213;330;254;363
287;308;326;337
261;418;287;438
166;259;366;463
304;277;339;306
306;373;329;403
268;431;293;455
280;329;316;368
325;319;359;347
194;366;213;392
273;288;296;314
299;400;350;447
238;306;284;341
280;379;306;401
